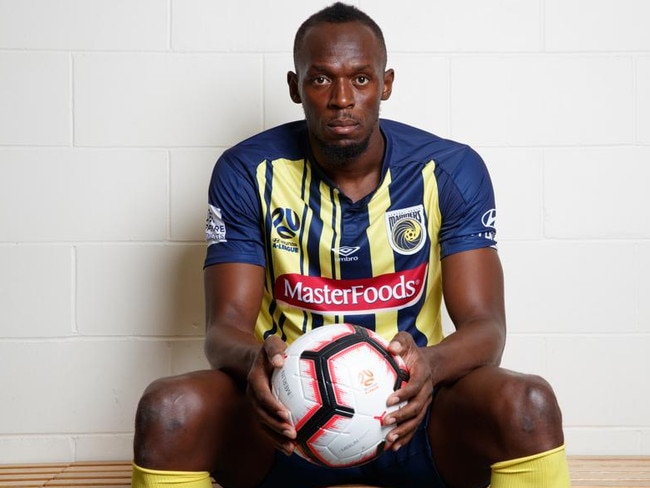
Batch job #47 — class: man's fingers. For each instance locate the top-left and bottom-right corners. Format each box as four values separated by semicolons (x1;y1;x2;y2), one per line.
264;335;288;367
385;418;419;452
388;331;413;355
260;424;297;456
246;341;295;441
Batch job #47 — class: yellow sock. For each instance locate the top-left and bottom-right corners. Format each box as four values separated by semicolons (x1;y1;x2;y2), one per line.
131;462;213;488
491;444;571;487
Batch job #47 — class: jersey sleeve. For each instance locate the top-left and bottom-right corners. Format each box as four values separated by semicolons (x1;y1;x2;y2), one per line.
435;146;498;259
204;150;266;268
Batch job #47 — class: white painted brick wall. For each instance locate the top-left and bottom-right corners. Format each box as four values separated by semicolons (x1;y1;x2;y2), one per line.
451;56;635;146
0;149;168;241
0;0;168;51
381;55;451;136
74;53;263;147
0;52;71;146
0;0;648;463
0;245;74;337
637;56;650;143
170;149;223;241
76;244;205;336
544;147;650;238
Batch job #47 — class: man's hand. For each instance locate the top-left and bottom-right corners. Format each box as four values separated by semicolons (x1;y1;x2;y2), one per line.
382;332;434;451
246;335;297;456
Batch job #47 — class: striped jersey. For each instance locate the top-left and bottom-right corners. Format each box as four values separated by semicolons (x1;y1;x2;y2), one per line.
204;119;497;346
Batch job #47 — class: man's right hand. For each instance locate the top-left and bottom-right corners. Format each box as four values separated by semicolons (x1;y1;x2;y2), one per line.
246;335;297;456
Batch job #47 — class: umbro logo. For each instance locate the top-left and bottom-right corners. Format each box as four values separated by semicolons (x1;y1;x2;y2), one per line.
334;246;360;262
336;246;360;257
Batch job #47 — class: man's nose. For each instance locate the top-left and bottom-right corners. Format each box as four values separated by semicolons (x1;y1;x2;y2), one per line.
329;79;354;109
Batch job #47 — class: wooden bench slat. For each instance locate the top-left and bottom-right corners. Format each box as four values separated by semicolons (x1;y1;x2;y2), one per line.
1;458;649;487
0;483;47;487
48;483;131;487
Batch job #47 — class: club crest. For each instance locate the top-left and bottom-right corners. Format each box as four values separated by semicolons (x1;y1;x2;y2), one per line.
385;205;426;255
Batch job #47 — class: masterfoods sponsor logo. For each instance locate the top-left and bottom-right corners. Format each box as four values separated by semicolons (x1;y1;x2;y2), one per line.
274;263;427;314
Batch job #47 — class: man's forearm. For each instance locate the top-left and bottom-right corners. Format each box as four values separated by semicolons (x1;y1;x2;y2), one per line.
422;319;505;387
204;325;260;383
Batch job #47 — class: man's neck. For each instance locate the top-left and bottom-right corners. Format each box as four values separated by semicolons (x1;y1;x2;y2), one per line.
311;128;385;203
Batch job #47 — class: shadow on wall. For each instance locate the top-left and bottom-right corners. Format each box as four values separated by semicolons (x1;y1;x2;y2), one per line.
168;244;211;373
170;244;206;336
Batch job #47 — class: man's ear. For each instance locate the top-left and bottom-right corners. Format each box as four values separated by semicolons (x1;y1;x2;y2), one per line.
287;71;302;104
381;69;395;101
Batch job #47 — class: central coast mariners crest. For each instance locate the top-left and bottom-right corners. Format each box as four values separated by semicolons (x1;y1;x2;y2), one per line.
385;205;427;255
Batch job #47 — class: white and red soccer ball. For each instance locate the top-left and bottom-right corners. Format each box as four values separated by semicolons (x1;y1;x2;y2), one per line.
271;323;410;468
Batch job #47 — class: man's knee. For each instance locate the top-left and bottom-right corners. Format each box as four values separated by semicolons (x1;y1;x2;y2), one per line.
493;372;564;447
133;371;238;466
136;375;202;435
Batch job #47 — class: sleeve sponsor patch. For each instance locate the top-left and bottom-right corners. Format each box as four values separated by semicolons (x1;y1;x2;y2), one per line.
205;205;227;245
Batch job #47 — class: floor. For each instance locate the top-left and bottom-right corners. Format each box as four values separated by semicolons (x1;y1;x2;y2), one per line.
0;457;649;487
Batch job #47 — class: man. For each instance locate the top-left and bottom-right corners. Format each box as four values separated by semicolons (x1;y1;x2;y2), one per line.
132;3;571;487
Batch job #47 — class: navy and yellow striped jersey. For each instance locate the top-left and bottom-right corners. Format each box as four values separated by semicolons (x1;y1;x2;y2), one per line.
205;119;497;346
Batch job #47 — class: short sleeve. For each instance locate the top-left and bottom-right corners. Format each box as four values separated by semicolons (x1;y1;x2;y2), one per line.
204;151;266;268
435;146;498;259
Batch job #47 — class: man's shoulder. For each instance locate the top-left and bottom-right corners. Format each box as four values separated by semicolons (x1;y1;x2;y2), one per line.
380;119;438;139
223;120;307;164
381;119;477;169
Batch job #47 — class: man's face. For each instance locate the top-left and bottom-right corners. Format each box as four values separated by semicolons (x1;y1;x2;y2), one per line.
289;22;394;165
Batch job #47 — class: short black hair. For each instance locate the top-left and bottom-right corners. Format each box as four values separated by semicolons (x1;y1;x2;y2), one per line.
293;2;387;69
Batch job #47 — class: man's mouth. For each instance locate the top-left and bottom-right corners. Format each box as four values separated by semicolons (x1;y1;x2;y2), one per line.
327;118;359;136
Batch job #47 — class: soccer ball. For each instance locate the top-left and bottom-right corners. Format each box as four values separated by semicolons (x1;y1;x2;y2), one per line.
271;323;410;468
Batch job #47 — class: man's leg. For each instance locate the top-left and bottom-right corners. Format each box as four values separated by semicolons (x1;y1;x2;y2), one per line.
133;370;275;488
429;366;570;488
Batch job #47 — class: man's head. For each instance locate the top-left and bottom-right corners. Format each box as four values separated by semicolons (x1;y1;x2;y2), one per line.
293;2;388;72
288;3;394;167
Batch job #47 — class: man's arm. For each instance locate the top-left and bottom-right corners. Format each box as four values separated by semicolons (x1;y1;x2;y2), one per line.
428;246;506;384
203;262;297;453
203;262;266;381
384;247;506;449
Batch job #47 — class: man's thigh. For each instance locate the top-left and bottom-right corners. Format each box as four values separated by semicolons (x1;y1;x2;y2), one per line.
429;367;512;487
135;369;276;488
428;365;561;488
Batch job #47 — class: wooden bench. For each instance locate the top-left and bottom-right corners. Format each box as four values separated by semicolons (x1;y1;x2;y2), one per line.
1;457;649;487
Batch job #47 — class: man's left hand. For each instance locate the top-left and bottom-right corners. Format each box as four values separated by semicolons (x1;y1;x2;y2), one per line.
382;331;434;451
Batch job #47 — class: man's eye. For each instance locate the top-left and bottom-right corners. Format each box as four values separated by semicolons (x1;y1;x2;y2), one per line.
314;76;329;85
356;76;369;85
